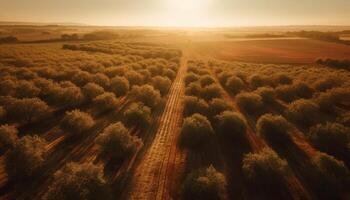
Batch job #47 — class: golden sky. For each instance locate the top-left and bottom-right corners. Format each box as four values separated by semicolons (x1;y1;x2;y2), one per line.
1;0;349;27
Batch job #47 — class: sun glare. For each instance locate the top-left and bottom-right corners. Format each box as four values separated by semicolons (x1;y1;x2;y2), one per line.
162;0;212;27
166;0;209;12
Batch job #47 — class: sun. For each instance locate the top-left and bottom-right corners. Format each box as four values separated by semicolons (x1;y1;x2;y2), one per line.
162;0;212;26
167;0;210;12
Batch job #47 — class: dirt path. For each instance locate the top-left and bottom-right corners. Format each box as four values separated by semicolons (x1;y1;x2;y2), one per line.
129;49;187;200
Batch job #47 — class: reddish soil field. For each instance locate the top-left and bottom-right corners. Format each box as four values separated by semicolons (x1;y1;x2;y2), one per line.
193;39;350;64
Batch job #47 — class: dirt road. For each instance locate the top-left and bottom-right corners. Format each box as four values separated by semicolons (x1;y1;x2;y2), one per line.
129;49;188;200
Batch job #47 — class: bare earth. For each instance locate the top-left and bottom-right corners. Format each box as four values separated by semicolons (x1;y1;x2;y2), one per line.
129;50;187;200
192;39;350;64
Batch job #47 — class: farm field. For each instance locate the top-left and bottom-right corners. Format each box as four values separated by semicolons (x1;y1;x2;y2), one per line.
0;26;350;200
192;39;350;64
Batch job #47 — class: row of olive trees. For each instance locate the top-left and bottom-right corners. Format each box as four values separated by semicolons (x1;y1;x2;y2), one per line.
0;57;177;124
255;112;350;195
63;42;182;62
45;60;178;199
180;62;228;200
213;63;349;123
180;66;292;200
3;134;112;199
185;61;350;199
0;96;50;123
41;52;179;199
42;113;145;199
0;45;181;200
0;86;162;200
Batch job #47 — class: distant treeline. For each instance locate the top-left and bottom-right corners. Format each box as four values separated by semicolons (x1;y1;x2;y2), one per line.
316;58;350;71
24;31;140;44
62;31;140;41
225;30;350;45
61;33;79;41
288;30;350;45
0;36;18;44
338;30;350;34
224;33;286;39
83;31;120;40
62;42;181;61
245;33;286;38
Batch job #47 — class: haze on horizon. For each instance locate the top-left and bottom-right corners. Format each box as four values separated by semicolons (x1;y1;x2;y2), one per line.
0;0;349;27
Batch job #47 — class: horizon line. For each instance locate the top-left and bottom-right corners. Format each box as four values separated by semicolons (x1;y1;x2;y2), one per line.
1;20;350;29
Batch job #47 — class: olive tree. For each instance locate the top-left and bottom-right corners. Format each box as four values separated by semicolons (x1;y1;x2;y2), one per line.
201;84;222;101
215;111;247;140
7;98;50;123
59;82;85;107
199;75;215;87
61;110;95;137
312;153;350;191
0;96;14;108
0;106;6;121
33;77;55;97
255;87;275;104
0;79;16;96
147;65;163;77
248;74;269;89
257;114;290;143
183;96;209;117
218;71;234;85
124;102;151;127
138;69;151;83
185;82;202;97
71;70;93;87
234;71;248;82
187;65;200;74
208;98;233;117
92;73;110;89
130;84;161;109
46;82;84;108
45;162;110;200
16;69;37;80
163;68;176;80
104;66;125;78
292;81;313;99
315;87;349;113
95;122;142;159
5;135;47;180
15;80;40;98
82;83;105;101
242;148;288;185
182;165;227;200
0;124;18;151
273;73;293;85
287;99;319;127
179;114;215;152
236;92;263;114
110;76;129;97
151;76;171;95
313;77;340;92
184;72;199;86
337;112;350;127
307;123;350;157
125;70;144;86
225;76;244;95
275;85;296;103
93;92;119;112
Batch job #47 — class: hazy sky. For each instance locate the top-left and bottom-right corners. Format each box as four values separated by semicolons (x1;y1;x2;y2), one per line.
1;0;349;27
